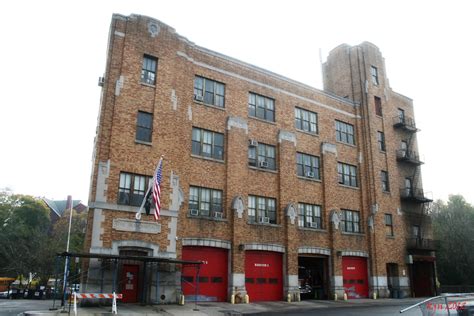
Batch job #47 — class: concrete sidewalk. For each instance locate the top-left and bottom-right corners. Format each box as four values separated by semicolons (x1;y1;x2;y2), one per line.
49;298;423;315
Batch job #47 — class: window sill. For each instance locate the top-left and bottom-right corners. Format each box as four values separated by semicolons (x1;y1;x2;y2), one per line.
248;115;276;125
386;235;395;239
338;184;360;190
191;154;225;164
248;166;278;174
247;221;281;228
135;140;152;146
379;150;386;154
296;129;319;137
187;214;227;222
140;82;156;88
336;140;357;148
297;176;322;183
382;190;391;195
298;227;327;233
341;231;365;237
193;100;226;111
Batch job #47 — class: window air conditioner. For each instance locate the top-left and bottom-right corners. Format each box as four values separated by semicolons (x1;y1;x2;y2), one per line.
249;139;258;147
259;160;268;168
194;94;204;102
306;171;315;178
306;222;318;228
189;209;199;216
259;217;270;224
98;77;105;87
214;212;223;219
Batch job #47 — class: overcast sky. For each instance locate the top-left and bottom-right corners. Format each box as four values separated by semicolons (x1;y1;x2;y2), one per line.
0;0;473;205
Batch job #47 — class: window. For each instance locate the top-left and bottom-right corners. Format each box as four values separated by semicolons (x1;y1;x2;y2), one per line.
385;214;394;236
337;162;358;187
136;111;153;143
192;127;224;160
141;55;157;85
297;203;322;229
374;96;382;116
296;153;320;180
411;225;420;238
381;171;390;192
398;108;405;123
188;186;222;217
377;131;386;152
248;195;276;224
371;66;379;85
248;142;276;170
341;209;361;233
295;107;318;134
335;120;355;145
404;178;413;196
248;93;275;122
118;172;151;206
194;76;225;107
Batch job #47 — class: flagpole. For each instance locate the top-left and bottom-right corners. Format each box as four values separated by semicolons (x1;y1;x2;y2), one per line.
135;156;164;221
61;195;73;307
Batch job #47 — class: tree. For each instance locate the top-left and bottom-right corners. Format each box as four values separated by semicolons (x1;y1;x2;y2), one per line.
432;195;474;285
0;192;51;282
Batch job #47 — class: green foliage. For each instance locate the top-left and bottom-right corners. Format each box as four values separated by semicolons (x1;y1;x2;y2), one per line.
432;195;474;285
0;191;87;286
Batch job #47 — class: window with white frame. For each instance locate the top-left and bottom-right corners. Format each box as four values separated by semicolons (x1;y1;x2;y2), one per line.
296;152;320;180
341;209;361;233
298;203;322;229
194;76;225;107
248;142;276;170
337;162;358;187
192;127;224;160
377;131;386;152
118;172;151;206
295;107;318;134
248;195;276;224
248;92;275;122
188;186;223;217
381;170;390;192
141;55;157;85
371;66;379;85
335;120;355;145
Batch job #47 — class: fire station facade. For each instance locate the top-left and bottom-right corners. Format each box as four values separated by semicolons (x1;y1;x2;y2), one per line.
84;13;436;304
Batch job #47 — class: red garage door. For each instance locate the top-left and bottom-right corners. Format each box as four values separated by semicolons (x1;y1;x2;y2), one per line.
182;247;228;302
245;251;283;302
342;257;369;298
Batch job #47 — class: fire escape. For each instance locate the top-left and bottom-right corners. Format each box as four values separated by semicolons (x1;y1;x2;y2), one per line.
393;114;438;252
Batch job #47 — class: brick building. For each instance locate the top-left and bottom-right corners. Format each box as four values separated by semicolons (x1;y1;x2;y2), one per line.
83;13;436;304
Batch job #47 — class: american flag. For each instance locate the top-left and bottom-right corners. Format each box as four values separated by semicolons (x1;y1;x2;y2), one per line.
152;157;163;220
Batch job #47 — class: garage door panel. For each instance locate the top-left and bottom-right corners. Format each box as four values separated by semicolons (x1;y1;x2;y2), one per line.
182;247;228;302
342;257;369;299
245;251;283;302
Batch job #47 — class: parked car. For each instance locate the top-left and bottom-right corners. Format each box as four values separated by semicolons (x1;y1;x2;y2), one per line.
0;289;11;299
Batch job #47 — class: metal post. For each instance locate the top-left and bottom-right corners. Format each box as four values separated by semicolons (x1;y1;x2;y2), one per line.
155;263;159;304
444;295;450;316
100;260;104;293
50;256;60;310
142;261;148;305
193;264;200;311
112;259;118;293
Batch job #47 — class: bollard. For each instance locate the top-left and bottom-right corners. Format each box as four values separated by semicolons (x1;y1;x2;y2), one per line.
287;293;291;302
230;294;235;304
244;294;249;304
372;292;377;300
343;292;348;301
179;294;185;305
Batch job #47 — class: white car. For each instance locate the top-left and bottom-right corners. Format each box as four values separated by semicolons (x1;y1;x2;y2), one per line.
0;290;11;299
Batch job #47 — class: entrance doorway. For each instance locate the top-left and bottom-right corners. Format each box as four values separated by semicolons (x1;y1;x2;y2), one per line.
412;261;435;297
386;263;399;298
298;256;328;299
